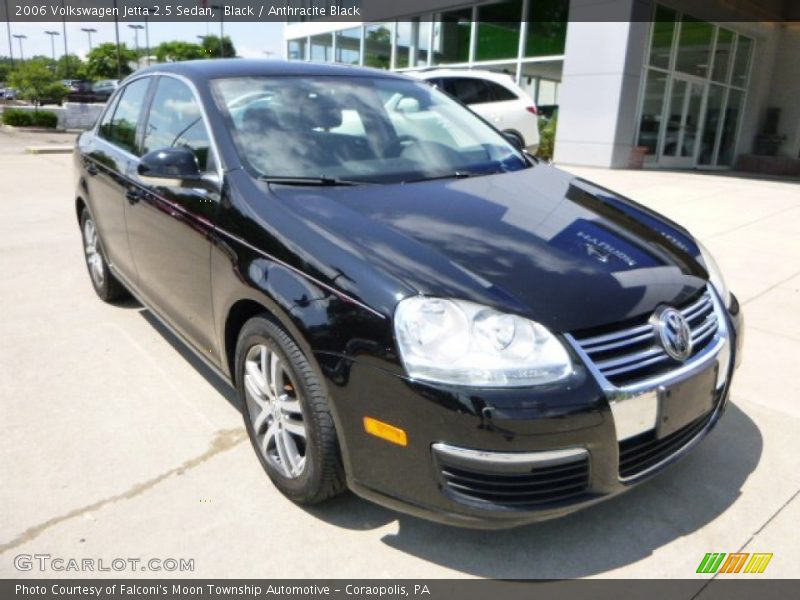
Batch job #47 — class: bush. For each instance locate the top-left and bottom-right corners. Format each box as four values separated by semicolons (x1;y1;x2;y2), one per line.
2;108;58;128
2;108;33;126
536;113;558;161
32;111;58;128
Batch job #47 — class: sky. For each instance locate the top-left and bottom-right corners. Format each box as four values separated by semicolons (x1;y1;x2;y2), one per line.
2;20;285;61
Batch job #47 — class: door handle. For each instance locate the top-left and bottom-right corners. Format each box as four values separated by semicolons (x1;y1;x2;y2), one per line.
125;188;142;204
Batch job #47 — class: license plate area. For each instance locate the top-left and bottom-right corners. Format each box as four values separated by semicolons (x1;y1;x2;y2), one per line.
657;366;717;438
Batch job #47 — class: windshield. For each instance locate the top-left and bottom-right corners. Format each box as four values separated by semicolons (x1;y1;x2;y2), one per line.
210;75;529;184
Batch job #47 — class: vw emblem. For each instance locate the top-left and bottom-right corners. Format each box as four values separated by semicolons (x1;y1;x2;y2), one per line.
654;307;693;361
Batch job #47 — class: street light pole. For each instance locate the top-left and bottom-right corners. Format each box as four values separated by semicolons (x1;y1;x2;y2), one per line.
81;28;97;51
128;25;144;69
112;0;122;80
4;0;14;67
60;0;68;63
45;30;60;67
135;6;154;66
210;4;224;58
13;34;27;61
143;13;150;66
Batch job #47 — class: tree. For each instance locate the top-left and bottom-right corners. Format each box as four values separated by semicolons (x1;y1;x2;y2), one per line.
364;27;391;69
155;41;206;63
84;43;138;80
55;54;85;80
200;35;236;59
0;57;14;84
8;58;65;107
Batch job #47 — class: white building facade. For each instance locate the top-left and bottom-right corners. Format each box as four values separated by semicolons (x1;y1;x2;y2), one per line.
285;0;800;170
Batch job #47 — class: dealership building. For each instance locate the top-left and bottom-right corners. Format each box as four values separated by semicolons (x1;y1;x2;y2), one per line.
284;0;800;171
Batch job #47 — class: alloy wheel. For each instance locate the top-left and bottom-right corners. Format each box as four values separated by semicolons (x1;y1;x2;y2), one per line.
83;218;104;288
244;343;308;478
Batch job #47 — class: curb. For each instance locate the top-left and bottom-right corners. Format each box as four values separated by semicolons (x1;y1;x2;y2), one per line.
25;145;73;154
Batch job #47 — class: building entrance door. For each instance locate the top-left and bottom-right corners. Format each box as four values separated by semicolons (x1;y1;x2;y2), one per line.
658;76;706;168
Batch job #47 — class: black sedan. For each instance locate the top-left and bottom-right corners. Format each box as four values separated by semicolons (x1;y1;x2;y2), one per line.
74;60;742;528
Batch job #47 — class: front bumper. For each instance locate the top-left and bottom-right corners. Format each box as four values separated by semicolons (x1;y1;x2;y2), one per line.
319;293;743;529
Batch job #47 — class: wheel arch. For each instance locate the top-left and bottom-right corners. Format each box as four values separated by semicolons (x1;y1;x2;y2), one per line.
221;293;325;390
75;195;87;224
502;128;525;147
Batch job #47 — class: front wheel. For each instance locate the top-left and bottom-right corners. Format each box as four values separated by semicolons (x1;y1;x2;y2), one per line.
236;315;345;504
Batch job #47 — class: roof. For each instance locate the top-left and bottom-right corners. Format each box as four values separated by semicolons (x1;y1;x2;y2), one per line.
132;59;408;82
410;68;518;84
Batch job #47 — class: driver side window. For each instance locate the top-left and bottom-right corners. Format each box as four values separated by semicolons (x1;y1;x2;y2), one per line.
142;77;216;173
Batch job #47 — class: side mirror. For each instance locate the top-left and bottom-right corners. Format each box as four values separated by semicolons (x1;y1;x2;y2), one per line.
396;97;420;114
503;132;524;152
138;147;201;187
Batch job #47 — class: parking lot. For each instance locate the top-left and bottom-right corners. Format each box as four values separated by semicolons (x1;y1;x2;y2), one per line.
1;133;798;582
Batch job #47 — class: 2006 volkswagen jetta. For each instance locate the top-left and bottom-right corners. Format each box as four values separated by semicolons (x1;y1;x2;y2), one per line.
74;60;742;528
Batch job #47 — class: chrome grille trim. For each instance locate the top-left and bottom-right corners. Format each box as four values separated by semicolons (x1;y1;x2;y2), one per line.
564;285;731;451
683;295;712;321
577;323;653;349
568;287;720;388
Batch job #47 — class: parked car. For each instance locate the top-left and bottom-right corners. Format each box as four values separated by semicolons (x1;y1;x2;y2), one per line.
92;79;119;101
64;80;98;103
411;69;541;153
1;87;19;101
74;60;742;528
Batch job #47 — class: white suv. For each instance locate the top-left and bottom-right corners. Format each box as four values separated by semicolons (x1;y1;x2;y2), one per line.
411;69;540;153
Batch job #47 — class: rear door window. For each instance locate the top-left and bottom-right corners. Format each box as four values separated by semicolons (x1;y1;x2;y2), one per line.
485;80;518;102
440;77;493;105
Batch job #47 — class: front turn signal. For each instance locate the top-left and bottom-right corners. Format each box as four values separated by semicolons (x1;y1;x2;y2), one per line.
363;417;408;447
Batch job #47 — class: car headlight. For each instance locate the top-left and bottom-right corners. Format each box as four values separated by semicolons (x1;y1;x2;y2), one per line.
698;241;731;307
394;297;573;387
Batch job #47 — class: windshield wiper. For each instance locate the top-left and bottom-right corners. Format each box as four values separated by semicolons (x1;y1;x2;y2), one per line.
260;175;365;186
401;171;475;184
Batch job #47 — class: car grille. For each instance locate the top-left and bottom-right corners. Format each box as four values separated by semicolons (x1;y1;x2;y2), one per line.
618;408;715;479
571;288;718;388
435;454;590;509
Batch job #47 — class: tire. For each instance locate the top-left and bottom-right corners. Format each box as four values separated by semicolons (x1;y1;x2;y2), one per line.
236;315;345;504
79;208;129;302
503;130;525;151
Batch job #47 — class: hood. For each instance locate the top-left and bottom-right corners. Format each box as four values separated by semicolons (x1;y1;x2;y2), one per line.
267;165;708;333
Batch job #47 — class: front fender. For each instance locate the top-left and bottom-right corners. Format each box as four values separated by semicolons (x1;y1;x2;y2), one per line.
210;232;393;385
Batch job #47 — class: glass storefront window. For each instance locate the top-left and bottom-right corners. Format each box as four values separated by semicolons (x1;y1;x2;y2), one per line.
476;0;522;62
335;28;361;65
396;21;413;68
636;70;668;155
648;5;676;69
287;39;306;61
364;24;391;69
718;88;743;165
711;28;733;83
698;84;724;164
432;9;472;64
641;6;752;168
310;33;333;62
731;36;752;88
675;16;713;78
395;19;432;69
525;0;569;57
